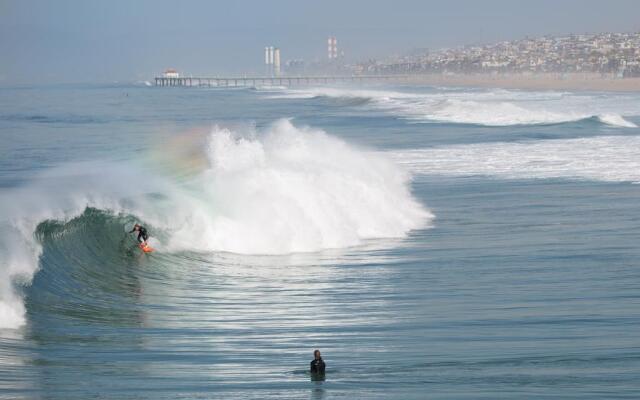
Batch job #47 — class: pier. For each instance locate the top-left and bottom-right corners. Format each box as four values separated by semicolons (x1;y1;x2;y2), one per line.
154;75;407;87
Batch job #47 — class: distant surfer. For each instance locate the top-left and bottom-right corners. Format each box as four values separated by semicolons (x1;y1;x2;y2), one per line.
129;223;149;246
310;349;326;378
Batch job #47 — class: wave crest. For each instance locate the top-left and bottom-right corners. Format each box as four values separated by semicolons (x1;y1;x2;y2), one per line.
167;119;431;253
0;119;431;329
413;99;638;127
264;87;639;128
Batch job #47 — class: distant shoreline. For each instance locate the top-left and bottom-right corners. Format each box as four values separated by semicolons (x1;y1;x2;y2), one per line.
402;73;640;92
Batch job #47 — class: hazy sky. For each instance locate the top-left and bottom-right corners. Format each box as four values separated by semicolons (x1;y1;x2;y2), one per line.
1;0;639;83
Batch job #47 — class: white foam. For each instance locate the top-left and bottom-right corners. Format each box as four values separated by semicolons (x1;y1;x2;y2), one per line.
263;87;415;100
253;85;289;91
0;120;431;328
410;99;586;126
0;162;171;329
597;113;638;128
165;119;431;253
392;135;640;183
265;86;640;128
0;225;37;329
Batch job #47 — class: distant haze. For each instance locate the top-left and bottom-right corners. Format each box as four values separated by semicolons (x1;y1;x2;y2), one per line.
1;0;639;83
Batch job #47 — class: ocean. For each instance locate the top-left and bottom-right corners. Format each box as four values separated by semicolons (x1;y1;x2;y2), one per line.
1;83;639;399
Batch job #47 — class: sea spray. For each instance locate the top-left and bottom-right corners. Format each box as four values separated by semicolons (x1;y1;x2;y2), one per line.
165;119;432;253
0;119;431;328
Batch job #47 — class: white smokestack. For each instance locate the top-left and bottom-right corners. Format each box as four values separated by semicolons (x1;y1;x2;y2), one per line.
274;48;281;76
328;37;338;59
332;37;338;59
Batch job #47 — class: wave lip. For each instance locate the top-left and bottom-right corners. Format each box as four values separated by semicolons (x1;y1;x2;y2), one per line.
596;113;638;128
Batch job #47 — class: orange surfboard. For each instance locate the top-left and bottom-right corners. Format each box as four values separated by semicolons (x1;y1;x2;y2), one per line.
139;243;154;253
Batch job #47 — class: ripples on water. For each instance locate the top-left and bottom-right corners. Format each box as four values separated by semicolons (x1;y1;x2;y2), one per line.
1;85;639;399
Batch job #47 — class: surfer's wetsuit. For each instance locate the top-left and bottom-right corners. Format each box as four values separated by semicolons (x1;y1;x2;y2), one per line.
130;226;149;244
310;357;326;374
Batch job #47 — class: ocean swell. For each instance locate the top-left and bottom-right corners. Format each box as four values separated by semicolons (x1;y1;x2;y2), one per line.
264;87;639;128
0;119;431;329
408;99;638;127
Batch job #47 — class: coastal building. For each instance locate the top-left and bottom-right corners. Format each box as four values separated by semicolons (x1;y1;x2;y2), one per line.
163;68;180;78
285;59;305;75
360;32;640;77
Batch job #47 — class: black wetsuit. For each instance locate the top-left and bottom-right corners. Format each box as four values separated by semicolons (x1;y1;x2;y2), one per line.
310;358;326;374
131;227;149;243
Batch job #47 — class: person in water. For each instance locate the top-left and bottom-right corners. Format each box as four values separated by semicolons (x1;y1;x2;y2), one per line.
129;223;149;246
310;349;326;376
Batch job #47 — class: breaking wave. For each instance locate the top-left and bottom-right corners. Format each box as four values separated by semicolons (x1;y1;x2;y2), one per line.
392;135;640;183
0;119;431;329
405;99;637;127
263;87;639;128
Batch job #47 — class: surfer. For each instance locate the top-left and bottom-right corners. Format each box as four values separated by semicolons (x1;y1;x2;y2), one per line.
129;223;149;246
310;349;326;376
